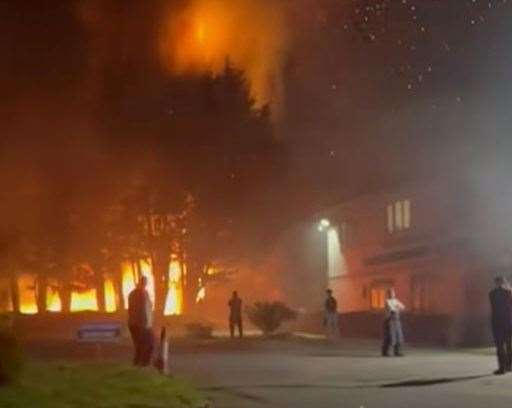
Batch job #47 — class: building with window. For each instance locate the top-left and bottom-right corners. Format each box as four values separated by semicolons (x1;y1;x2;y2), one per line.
315;178;512;345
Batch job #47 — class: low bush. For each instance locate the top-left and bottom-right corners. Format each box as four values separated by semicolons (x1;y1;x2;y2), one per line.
245;301;298;336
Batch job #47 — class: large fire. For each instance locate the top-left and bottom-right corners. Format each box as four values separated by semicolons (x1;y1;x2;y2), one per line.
13;259;184;315
122;259;183;316
159;0;288;113
46;284;62;312
70;288;98;312
18;274;37;315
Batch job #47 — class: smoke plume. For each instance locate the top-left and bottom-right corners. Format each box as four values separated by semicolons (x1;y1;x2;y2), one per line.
159;0;288;116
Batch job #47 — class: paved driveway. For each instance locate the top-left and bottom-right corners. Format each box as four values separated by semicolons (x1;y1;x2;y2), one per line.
170;339;511;408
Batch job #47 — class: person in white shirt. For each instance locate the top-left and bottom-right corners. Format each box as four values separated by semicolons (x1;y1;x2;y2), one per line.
381;288;405;357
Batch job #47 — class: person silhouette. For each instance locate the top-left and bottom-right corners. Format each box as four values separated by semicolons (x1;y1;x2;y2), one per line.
489;275;512;375
324;289;340;340
381;288;405;357
228;291;243;339
128;276;154;366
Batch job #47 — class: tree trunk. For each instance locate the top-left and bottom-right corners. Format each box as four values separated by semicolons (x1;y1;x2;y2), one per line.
36;274;48;314
132;261;140;283
9;274;19;314
179;260;188;314
152;254;168;319
115;265;125;311
96;274;106;313
60;286;71;313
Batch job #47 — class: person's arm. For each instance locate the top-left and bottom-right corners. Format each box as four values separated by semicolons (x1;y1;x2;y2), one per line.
396;299;405;311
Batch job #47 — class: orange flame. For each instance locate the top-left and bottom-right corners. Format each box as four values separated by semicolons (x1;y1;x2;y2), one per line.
10;259;184;315
70;288;98;312
164;260;183;315
160;0;288;113
46;285;62;312
18;274;37;314
104;277;117;313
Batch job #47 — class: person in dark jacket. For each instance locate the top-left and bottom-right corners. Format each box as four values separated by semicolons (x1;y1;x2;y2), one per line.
489;275;512;375
324;289;340;340
228;291;243;339
128;276;154;366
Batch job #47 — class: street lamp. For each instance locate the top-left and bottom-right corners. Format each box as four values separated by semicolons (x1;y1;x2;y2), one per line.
317;218;331;232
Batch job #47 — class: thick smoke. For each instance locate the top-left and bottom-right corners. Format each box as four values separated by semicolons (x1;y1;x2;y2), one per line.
159;0;289;116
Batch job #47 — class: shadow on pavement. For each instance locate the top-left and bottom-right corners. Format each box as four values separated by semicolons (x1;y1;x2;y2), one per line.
380;374;492;388
202;373;492;394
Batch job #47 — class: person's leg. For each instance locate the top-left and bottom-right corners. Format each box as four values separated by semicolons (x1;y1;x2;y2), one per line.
238;319;243;338
229;320;235;339
381;320;390;356
333;313;340;339
141;329;154;366
326;314;336;339
129;326;142;366
394;321;404;356
394;343;403;356
506;330;512;371
494;330;506;374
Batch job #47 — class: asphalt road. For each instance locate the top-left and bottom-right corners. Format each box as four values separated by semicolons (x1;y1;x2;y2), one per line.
169;338;512;408
25;336;512;408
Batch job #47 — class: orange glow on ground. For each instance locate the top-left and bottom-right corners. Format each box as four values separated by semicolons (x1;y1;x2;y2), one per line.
70;288;98;312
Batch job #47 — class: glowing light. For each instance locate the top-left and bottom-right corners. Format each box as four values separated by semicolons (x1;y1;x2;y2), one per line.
318;218;331;232
196;21;206;44
46;285;62;312
18;274;37;314
122;260;155;309
196;286;206;303
327;227;347;279
159;0;288;111
70;288;98;312
164;260;183;316
104;277;117;313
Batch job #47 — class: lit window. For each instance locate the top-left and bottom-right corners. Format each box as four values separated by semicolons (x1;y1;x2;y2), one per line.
403;199;411;229
395;201;403;230
369;282;393;309
387;205;394;233
387;199;411;233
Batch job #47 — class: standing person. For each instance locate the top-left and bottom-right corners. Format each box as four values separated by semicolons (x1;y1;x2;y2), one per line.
128;276;154;366
489;276;512;375
381;288;405;357
324;289;340;340
228;291;243;339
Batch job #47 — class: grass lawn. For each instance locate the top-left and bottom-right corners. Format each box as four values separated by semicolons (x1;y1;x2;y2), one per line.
0;361;206;408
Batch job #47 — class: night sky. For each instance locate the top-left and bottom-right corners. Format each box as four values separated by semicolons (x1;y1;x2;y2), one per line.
2;0;512;218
